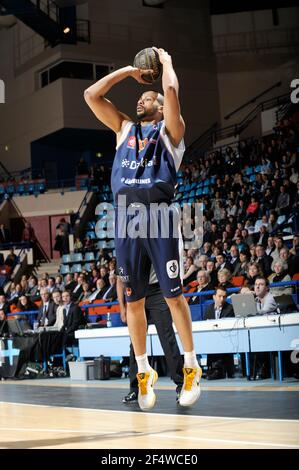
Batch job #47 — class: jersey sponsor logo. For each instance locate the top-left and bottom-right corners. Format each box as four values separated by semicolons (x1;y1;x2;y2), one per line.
121;157;158;170
149;138;157;144
166;260;179;279
121;159;130;168
138;137;149;151
126;287;132;297
121;177;151;185
127;136;136;148
170;286;181;293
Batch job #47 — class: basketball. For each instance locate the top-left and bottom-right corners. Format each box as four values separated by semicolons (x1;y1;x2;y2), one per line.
133;47;162;84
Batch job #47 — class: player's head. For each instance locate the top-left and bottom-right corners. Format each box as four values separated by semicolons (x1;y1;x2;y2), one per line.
136;91;164;122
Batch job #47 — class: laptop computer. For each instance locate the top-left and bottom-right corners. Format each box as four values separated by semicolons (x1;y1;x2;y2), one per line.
274;294;298;314
7;318;24;336
231;293;258;317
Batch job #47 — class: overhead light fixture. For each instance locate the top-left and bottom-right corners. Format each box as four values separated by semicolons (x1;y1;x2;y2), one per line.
63;27;71;34
96;152;103;158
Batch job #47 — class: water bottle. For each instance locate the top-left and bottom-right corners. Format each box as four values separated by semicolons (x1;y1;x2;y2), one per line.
106;313;112;328
33;321;39;332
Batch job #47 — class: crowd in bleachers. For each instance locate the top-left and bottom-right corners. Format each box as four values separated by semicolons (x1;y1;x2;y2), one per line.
176;117;299;295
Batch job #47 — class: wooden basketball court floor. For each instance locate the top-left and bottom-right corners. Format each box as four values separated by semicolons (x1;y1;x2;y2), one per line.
0;378;299;449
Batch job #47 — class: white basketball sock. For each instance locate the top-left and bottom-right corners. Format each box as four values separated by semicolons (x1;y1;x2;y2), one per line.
184;350;199;368
136;353;151;373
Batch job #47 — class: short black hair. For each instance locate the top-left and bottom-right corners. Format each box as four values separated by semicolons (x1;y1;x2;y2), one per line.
215;286;227;296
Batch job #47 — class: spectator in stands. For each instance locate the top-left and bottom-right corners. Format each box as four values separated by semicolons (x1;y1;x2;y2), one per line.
102;274;117;302
27;275;39;301
7;283;22;305
74;237;83;252
278;247;293;275
276;186;290;215
4;248;17;268
64;273;76;292
215;253;232;273
54;227;64;257
189;271;213;304
244;262;263;291
57;218;70;235
61;290;84;346
206;260;218;288
55;275;65;292
254;277;278;315
77;282;92;302
47;277;56;294
99;266;109;285
204;287;235;379
236;199;246;221
238;250;250;277
290;235;299;257
16;294;38;313
83;235;94;253
37;288;55;327
89;268;99;289
255;225;269;248
183;256;198;286
86;278;108;303
255;244;273;277
229;245;241;276
217;269;234;290
21;222;36;244
72;273;85;302
0;294;9;314
246;196;259;219
268;213;279;233
266;236;276;256
268;260;292;296
0;223;11;245
270;237;284;262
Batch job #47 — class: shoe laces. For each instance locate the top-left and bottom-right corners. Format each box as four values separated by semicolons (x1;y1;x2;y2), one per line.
137;372;150;395
183;368;197;391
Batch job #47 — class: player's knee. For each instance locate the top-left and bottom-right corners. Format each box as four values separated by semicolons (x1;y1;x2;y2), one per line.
165;294;184;309
127;298;145;313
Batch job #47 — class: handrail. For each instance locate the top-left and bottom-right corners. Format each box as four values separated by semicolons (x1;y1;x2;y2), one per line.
185;92;290;161
224;81;282;120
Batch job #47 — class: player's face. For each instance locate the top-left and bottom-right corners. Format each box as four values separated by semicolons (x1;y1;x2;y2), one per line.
136;92;159;120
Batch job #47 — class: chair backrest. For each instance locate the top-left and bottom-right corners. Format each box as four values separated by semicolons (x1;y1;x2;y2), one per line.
232;276;245;287
292;273;299;280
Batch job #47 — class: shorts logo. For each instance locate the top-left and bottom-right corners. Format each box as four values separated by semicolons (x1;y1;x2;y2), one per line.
126;287;132;297
121;159;130;168
127;136;136;148
166;260;179;279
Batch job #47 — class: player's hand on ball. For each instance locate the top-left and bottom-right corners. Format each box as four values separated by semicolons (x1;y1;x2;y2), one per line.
130;66;154;84
152;47;172;65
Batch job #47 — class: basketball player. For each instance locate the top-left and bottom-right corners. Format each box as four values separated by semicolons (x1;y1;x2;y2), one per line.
84;47;202;410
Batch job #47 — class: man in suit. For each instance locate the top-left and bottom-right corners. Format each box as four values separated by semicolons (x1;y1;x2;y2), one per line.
255;225;269;248
61;290;85;346
71;273;85;302
64;273;77;293
86;278;108;303
229;245;241;276
37;288;61;326
255;244;273;277
215;253;232;273
102;274;117;302
189;271;214;305
204;287;235;379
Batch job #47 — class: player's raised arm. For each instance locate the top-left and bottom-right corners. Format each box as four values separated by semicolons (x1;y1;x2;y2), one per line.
84;66;152;134
153;47;185;147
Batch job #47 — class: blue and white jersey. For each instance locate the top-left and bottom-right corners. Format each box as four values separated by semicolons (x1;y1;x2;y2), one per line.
111;120;185;206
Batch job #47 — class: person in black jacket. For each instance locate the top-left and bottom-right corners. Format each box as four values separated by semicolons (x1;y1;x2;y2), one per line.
61;290;85;346
204;287;235;379
255;244;273;277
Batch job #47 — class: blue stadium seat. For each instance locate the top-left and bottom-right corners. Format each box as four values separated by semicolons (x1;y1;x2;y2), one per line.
71;264;82;273
86;231;96;239
196;188;203;196
71;253;83;263
85;252;95;261
60;264;70;275
277;215;286;225
245;167;253;176
249;174;256;182
62;254;72;264
83;262;92;272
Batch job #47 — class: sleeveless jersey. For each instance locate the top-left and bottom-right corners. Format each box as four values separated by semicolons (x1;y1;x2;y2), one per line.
111;120;185;206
